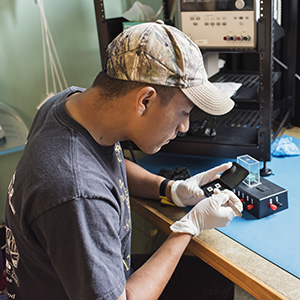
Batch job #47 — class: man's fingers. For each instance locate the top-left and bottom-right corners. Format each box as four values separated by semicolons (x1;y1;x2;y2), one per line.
206;162;232;180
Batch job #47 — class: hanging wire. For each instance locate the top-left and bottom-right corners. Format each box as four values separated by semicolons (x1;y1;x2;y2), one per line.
47;26;68;89
36;0;68;95
39;0;58;92
40;6;49;95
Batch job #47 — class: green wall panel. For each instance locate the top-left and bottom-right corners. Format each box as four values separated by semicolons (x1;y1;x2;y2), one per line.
0;0;163;223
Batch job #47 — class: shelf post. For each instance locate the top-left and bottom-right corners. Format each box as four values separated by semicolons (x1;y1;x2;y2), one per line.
257;0;274;165
93;0;110;67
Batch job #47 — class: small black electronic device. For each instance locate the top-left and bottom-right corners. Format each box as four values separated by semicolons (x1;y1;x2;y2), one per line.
201;162;249;197
235;177;288;219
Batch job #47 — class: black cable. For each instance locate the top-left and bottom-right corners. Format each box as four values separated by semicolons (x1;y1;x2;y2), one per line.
274;56;300;81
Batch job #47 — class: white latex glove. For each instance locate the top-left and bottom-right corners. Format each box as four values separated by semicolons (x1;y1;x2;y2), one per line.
170;162;232;207
170;189;242;237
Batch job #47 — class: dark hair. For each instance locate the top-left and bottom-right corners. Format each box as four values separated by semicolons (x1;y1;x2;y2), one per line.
92;72;178;105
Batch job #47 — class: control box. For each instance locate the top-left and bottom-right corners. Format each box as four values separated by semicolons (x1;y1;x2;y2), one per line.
178;0;259;49
234;177;288;219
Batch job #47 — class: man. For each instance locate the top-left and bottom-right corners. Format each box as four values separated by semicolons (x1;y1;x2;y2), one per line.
5;21;242;299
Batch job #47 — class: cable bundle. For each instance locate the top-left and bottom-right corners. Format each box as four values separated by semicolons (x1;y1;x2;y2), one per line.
36;0;68;107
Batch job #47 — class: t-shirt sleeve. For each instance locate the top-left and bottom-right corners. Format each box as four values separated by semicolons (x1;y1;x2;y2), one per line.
31;197;126;300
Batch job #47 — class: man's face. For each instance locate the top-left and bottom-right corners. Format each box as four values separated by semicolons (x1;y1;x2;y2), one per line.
135;90;194;154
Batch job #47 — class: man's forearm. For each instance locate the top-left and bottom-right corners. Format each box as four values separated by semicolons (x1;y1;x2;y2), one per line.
123;160;193;299
125;232;192;300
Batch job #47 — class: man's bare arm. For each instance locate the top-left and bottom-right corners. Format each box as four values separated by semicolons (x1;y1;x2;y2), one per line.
118;232;192;300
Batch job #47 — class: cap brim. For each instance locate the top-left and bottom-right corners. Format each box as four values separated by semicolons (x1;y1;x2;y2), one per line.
181;81;235;116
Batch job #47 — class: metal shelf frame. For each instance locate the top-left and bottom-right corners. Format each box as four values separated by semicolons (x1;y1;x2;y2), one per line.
93;0;298;165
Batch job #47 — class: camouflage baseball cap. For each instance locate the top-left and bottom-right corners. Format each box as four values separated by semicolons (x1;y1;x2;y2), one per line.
105;20;234;116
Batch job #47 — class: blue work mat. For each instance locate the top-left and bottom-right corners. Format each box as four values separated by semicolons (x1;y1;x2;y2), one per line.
138;135;300;279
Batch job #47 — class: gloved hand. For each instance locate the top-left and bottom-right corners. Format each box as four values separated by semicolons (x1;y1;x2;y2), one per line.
170;189;242;237
170;162;232;207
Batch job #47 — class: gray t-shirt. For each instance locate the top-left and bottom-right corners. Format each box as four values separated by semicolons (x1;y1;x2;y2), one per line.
5;87;131;300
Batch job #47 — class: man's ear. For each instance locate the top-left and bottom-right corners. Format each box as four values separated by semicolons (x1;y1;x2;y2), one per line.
136;86;157;116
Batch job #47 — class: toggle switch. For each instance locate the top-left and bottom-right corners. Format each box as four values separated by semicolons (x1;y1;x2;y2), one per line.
246;204;254;210
270;204;277;211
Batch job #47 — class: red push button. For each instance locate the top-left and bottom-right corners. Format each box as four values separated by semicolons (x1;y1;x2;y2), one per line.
270;204;277;211
246;204;254;210
240;198;245;203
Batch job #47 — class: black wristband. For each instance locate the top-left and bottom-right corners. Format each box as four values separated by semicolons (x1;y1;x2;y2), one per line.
159;179;170;197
